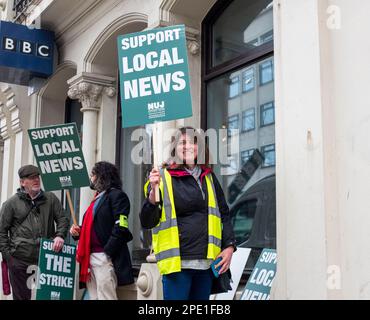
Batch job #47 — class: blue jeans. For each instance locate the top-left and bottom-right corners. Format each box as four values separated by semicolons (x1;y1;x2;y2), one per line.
162;268;213;300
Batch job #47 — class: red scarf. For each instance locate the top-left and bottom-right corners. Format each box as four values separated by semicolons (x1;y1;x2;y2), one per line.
76;196;97;283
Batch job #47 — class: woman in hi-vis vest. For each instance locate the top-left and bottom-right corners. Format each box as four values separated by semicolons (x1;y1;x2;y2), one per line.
140;127;236;300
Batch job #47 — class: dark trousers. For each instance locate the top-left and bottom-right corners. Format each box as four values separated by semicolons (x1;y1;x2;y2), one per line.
8;257;33;300
162;268;213;300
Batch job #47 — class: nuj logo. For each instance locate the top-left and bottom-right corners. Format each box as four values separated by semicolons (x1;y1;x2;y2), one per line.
59;175;72;187
147;101;165;111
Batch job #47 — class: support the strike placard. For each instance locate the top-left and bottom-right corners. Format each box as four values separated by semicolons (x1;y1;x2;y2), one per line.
36;239;76;300
28;123;90;191
241;249;277;300
117;24;193;128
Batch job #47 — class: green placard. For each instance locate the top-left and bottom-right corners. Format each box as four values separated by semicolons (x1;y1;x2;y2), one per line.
36;238;76;300
117;24;193;128
28;123;90;191
241;249;277;300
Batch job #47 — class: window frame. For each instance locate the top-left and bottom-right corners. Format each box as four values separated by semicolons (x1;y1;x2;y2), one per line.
260;101;275;127
227;114;239;137
259;58;274;86
242;108;255;132
261;143;276;168
201;0;274;130
241;148;255;164
242;67;255;93
229;75;240;98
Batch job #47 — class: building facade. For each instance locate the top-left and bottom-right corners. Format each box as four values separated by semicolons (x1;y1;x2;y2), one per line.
1;0;370;300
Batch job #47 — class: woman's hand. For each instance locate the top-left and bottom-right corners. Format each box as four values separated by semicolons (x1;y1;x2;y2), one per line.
215;246;234;274
69;224;81;237
148;167;161;204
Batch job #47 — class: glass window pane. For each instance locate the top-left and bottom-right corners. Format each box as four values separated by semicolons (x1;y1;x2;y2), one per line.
241;149;254;164
260;59;274;85
207;57;275;205
261;30;273;44
260;101;275;126
261;144;275;167
243;68;254;92
228;114;239;137
212;0;273;67
229;76;239;98
242;108;255;131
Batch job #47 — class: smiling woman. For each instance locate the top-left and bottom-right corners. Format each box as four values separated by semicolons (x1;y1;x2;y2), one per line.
140;127;236;300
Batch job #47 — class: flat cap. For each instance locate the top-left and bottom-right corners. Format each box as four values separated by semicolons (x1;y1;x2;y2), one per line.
18;165;40;179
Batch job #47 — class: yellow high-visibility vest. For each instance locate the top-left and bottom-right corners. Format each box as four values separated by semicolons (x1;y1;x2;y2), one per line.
144;168;222;275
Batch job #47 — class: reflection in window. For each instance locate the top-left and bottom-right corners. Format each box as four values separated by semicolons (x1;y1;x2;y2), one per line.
229;76;239;98
242;108;255;131
260;101;275;126
260;29;273;44
261;144;275;167
245;29;273;48
211;0;273;67
228;114;239;137
231;199;257;245
241;149;254;164
205;0;275;255
260;59;274;85
245;38;259;48
243;68;254;92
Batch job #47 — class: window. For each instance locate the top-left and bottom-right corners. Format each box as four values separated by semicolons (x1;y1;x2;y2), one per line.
245;29;273;48
242;108;255;131
228;114;239;137
243;68;254;92
241;149;254;164
261;144;275;167
260;59;274;85
203;0;276;273
260;30;273;44
210;0;274;67
260;101;275;126
203;0;274;199
229;76;239;98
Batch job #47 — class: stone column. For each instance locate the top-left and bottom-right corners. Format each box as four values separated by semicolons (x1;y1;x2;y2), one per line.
0;86;20;204
67;72;115;221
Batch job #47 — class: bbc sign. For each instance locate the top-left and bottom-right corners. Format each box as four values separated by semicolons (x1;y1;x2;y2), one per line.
0;20;54;86
2;37;51;57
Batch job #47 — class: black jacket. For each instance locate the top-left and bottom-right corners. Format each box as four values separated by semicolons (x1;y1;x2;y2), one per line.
77;188;134;286
140;169;236;260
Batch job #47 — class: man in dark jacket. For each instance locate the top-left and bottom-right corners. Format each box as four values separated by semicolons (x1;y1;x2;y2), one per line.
0;165;69;300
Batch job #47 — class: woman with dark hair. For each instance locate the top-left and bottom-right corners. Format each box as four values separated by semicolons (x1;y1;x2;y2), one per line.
70;161;134;300
140;127;236;300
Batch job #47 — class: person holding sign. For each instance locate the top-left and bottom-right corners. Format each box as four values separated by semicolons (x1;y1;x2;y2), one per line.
70;161;134;300
140;127;236;300
0;165;69;300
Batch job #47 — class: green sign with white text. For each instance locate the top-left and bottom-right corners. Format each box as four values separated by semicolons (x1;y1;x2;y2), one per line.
241;249;277;300
36;239;76;300
117;24;193;128
28;123;90;191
